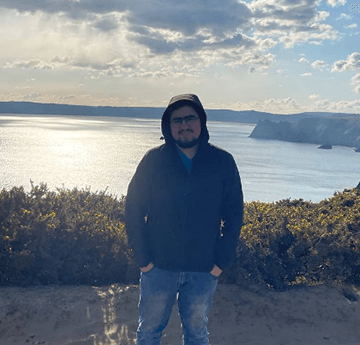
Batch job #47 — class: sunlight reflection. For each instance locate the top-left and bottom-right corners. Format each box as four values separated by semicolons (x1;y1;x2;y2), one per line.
92;285;137;345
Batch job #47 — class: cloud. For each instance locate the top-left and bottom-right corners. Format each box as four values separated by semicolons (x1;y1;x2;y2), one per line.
298;57;309;63
313;98;360;112
50;57;72;65
0;0;341;62
2;57;105;72
351;73;360;93
345;23;358;29
0;2;278;76
311;60;327;69
3;59;53;70
0;0;357;114
351;73;360;84
92;15;120;32
300;72;312;77
309;94;319;99
0;0;128;18
332;57;360;95
0;91;125;107
249;0;340;47
326;0;346;7
0;0;253;40
332;52;360;72
233;96;360;114
230;97;304;114
24;92;42;100
129;1;252;38
337;13;352;20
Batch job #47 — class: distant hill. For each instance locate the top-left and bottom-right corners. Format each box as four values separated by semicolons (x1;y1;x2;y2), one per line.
0;101;358;125
250;117;360;149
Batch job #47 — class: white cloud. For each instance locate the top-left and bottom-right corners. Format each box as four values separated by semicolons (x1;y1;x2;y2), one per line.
3;59;54;70
337;13;352;20
0;0;341;64
278;23;339;48
351;73;360;84
351;73;360;93
23;92;42;100
332;52;360;72
225;52;275;68
311;60;327;69
230;97;304;114
0;0;358;113
229;96;360;114
298;57;309;63
301;72;312;77
309;94;319;99
345;23;358;29
249;0;340;47
313;98;360;113
326;0;347;7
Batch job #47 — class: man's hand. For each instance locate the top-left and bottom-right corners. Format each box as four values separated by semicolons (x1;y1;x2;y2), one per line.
210;265;222;277
140;262;154;273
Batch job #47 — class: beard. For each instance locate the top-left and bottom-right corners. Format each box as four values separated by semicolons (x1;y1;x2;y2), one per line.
174;130;201;148
175;137;200;148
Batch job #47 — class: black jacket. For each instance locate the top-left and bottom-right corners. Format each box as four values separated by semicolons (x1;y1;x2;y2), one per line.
125;141;243;272
125;93;243;272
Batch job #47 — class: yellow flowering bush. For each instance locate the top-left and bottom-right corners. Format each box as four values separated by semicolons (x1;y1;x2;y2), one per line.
1;183;359;289
236;188;360;290
0;183;131;286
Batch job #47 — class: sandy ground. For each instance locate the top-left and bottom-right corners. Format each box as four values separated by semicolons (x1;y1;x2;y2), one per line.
0;283;360;345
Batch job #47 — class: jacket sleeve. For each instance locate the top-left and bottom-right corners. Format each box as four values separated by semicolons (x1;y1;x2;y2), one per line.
215;155;244;270
125;151;153;268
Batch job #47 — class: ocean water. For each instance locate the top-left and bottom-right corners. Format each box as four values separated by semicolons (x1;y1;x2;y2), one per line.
1;114;359;203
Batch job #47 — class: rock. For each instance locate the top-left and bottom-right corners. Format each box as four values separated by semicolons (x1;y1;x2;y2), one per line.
318;144;332;149
249;117;360;148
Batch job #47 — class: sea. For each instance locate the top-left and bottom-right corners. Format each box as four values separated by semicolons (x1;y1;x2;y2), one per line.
1;114;359;203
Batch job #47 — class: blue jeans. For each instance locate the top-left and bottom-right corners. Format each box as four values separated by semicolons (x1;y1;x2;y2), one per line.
137;267;218;345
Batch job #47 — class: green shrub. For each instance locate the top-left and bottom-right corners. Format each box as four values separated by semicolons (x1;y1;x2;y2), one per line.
234;188;360;290
1;183;359;289
0;183;131;286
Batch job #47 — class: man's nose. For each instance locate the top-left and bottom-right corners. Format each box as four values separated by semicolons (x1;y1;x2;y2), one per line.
180;119;190;128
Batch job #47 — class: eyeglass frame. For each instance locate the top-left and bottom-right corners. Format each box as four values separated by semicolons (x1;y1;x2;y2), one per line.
170;115;200;127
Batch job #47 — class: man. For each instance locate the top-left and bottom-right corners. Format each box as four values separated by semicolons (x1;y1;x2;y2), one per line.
125;94;243;345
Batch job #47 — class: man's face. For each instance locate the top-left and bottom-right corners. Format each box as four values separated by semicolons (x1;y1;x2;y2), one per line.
170;106;201;149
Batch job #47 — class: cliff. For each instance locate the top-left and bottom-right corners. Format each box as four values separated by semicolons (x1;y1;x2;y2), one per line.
249;116;360;149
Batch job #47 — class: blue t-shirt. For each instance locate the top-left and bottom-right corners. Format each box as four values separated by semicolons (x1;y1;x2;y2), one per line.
177;148;192;172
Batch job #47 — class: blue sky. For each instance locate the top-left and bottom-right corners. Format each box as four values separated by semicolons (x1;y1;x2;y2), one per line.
0;0;359;114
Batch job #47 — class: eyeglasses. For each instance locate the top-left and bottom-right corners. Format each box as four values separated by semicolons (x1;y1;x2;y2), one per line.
171;115;199;127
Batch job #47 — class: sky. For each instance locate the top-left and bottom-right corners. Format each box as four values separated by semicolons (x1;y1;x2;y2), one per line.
0;0;360;114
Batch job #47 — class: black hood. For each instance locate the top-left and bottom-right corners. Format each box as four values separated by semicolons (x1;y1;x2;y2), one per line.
161;94;210;145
